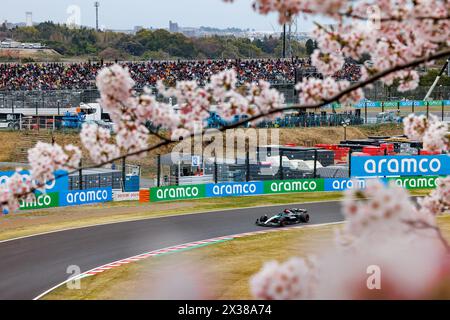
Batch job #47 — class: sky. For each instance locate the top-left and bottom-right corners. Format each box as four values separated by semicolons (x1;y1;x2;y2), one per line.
1;0;321;32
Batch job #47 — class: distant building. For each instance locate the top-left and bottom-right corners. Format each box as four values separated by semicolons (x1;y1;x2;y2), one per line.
134;26;144;33
25;12;33;27
0;39;45;49
169;20;179;33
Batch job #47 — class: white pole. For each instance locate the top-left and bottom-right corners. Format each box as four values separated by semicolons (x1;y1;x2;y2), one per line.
424;58;449;101
424;76;441;101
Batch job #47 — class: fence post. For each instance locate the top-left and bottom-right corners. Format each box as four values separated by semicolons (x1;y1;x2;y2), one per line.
122;157;126;192
79;159;83;190
348;149;353;178
279;150;284;180
313;149;318;178
365;102;368;124
214;157;218;184
177;161;181;186
246;150;250;182
157;154;161;187
442;102;444;121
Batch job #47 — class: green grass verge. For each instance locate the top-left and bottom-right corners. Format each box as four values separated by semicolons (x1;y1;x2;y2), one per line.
0;192;346;242
0;189;431;242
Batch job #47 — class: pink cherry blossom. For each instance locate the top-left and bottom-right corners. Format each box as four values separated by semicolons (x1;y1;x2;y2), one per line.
0;171;34;214
250;257;318;300
80;123;121;164
310;49;345;76
419;176;450;216
295;77;364;105
403;114;449;152
27;142;81;188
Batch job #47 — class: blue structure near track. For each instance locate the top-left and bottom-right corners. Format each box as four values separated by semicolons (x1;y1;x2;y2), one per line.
205;181;264;197
59;187;113;207
0;169;68;193
351;155;450;177
124;176;140;192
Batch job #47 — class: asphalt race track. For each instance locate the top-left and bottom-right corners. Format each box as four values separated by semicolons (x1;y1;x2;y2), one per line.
0;201;344;300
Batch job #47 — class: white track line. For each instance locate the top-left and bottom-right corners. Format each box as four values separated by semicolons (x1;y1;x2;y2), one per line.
33;221;343;300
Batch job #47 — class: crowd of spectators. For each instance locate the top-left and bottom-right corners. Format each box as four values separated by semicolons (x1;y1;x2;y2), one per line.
0;58;362;91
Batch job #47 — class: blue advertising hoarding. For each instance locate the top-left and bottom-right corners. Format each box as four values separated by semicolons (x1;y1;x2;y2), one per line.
0;169;69;193
59;187;113;207
323;176;441;192
351;155;450;177
205;181;264;197
324;178;368;191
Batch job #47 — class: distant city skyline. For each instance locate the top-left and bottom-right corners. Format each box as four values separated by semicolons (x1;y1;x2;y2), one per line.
1;0;325;32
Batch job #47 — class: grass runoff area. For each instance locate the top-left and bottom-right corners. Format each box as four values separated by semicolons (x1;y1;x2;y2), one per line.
43;215;450;300
0;190;432;242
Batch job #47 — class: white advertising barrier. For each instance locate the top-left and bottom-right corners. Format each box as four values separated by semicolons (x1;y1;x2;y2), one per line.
113;191;140;202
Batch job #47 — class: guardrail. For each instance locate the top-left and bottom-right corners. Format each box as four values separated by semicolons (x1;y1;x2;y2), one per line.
2;155;448;211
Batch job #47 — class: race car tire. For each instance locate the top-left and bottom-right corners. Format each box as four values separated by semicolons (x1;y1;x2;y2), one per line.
279;219;288;227
300;213;310;223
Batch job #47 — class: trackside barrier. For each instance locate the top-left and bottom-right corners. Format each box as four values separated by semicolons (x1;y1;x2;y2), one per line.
16;187;113;211
113;191;140;202
3;175;446;211
351;155;450;177
144;176;444;203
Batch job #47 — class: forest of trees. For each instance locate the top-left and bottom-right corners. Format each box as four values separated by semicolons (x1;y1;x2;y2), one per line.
0;22;308;60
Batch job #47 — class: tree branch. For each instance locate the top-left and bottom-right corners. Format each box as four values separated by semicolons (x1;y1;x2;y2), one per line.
403;219;450;253
337;11;450;23
2;48;450;209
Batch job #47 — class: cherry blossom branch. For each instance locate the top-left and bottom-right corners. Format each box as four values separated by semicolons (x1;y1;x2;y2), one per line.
1;48;450;209
403;219;450;253
219;48;450;130
337;11;450;23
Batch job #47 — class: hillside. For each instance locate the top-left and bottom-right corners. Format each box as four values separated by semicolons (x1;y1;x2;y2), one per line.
0;48;61;61
0;22;307;61
0;124;404;177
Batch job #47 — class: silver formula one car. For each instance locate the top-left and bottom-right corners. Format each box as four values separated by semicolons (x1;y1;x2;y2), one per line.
255;208;310;227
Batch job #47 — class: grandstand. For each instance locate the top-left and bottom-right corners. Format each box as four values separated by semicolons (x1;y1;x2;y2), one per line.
0;58;361;91
0;59;448;129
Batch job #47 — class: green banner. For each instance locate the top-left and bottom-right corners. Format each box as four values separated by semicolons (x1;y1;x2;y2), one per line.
331;102;342;109
263;179;325;194
428;100;443;106
19;192;59;210
150;184;206;202
387;176;441;190
383;101;398;108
